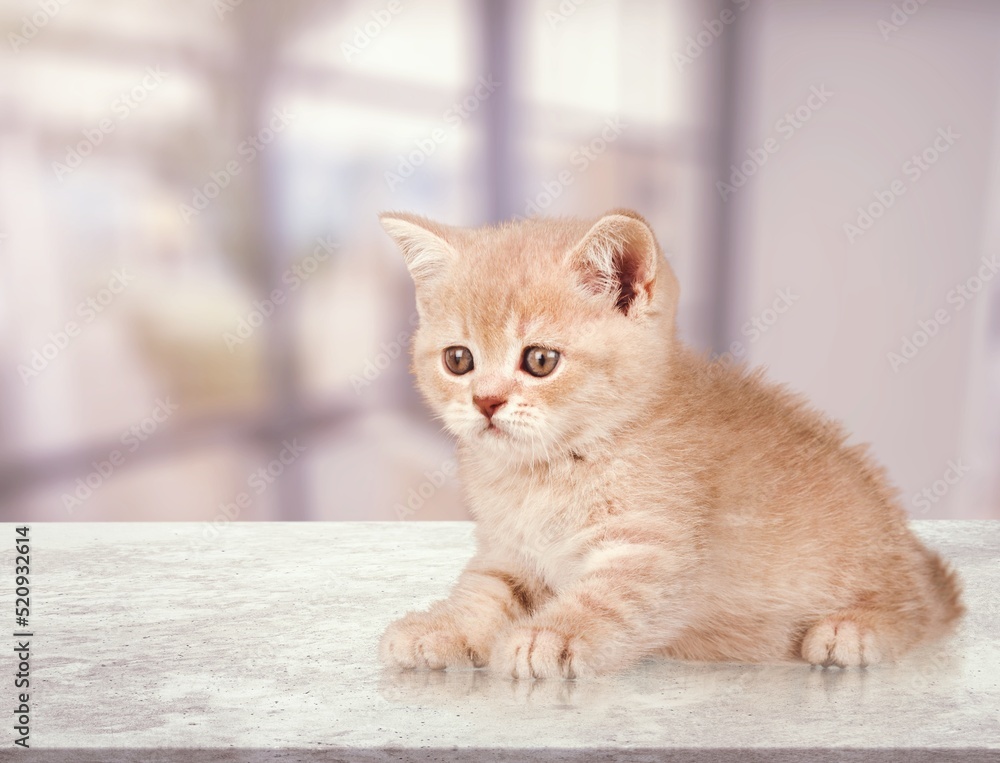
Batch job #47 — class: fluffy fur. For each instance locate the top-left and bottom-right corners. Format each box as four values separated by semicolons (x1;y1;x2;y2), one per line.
377;209;964;678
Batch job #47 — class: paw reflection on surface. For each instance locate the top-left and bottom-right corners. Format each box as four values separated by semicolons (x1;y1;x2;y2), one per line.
377;665;617;709
377;645;965;721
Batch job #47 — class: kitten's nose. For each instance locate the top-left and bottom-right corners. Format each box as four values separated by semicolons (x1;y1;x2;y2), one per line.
473;396;507;420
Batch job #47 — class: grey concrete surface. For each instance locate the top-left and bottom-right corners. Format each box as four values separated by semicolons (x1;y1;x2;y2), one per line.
0;521;997;762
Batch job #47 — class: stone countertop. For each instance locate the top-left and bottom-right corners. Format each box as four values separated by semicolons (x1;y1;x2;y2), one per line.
1;521;998;762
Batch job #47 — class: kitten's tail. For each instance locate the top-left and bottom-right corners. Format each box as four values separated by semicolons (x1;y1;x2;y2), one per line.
922;546;965;637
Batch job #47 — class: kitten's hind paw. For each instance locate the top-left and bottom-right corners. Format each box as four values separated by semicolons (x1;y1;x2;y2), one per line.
801;617;883;668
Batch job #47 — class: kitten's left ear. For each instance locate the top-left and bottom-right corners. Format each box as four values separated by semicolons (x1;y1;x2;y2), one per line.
379;211;458;287
567;209;670;318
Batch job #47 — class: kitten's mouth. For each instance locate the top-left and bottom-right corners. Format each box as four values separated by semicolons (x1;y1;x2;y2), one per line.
482;421;508;438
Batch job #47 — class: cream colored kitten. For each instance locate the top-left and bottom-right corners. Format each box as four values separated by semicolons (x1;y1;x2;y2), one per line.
378;209;963;678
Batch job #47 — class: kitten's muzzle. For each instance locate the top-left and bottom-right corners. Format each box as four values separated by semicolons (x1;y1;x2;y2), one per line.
473;395;507;421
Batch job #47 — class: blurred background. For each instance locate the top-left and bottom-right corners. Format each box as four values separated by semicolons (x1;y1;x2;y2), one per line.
0;0;997;523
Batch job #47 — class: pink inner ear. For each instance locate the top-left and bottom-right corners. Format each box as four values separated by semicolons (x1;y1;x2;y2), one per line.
613;249;645;313
580;244;647;315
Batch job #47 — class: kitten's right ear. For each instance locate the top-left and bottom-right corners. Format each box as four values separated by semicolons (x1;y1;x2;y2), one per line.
379;212;457;286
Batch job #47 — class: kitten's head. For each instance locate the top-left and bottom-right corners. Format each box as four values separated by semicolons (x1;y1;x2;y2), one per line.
380;210;679;463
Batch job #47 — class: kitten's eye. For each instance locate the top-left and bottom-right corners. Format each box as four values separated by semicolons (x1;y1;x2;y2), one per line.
522;346;560;377
443;346;474;375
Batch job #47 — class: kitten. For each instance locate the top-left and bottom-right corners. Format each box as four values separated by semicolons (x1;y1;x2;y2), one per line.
377;209;964;678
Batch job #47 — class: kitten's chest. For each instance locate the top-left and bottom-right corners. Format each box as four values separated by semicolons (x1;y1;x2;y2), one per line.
467;461;607;588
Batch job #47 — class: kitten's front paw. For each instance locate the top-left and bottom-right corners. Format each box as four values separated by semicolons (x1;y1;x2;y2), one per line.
493;626;600;679
379;613;485;671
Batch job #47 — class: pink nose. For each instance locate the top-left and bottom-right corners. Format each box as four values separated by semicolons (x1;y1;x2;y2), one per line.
473;396;506;420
